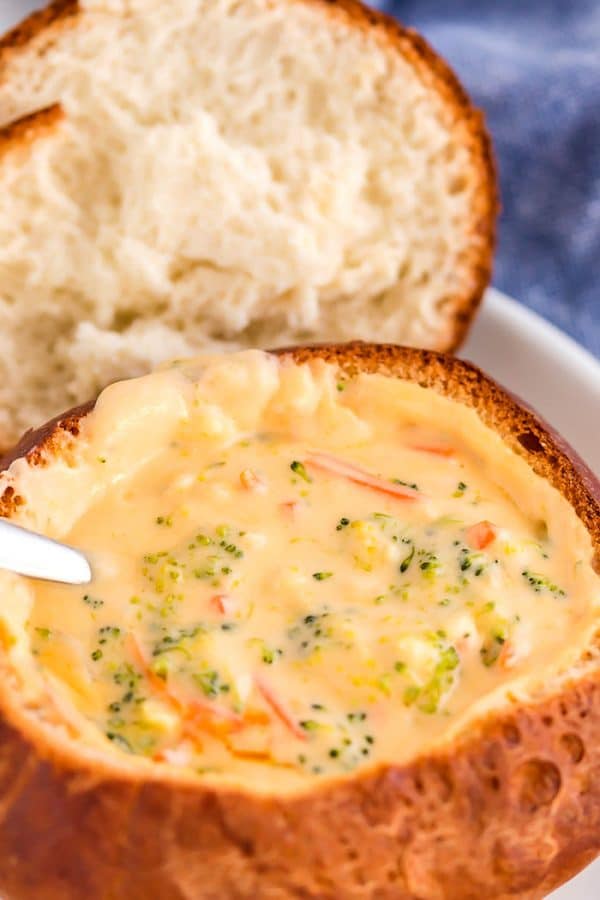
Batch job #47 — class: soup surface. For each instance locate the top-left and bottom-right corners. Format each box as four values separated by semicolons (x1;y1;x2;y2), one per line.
26;351;599;782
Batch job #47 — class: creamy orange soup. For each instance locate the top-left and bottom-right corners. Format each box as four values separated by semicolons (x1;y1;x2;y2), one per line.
20;351;599;782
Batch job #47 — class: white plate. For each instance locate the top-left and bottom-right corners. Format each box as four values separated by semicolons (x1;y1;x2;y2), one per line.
463;289;599;478
1;4;599;894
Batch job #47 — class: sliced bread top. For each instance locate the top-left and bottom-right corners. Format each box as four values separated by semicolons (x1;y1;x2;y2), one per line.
0;0;496;447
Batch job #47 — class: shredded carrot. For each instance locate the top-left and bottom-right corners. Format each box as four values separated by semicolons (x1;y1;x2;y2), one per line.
466;520;497;550
409;444;455;458
190;710;238;746
280;500;300;516
127;633;245;741
210;593;235;616
243;707;271;726
224;745;273;761
185;701;271;743
186;697;245;730
499;641;517;670
223;741;297;769
127;633;180;710
306;452;420;501
255;676;307;741
240;468;266;491
128;634;204;748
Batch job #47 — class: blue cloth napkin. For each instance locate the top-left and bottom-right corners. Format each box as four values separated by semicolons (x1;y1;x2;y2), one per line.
386;0;600;358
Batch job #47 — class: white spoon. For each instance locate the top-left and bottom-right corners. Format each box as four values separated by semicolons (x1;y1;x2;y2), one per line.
0;518;92;585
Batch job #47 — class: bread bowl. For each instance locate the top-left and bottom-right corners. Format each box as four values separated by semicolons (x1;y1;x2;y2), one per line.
0;0;496;449
0;341;598;900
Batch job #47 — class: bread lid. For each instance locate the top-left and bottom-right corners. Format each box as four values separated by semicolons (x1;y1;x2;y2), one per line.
0;0;496;447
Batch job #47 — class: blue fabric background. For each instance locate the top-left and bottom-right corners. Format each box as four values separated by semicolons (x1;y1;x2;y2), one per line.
386;0;600;358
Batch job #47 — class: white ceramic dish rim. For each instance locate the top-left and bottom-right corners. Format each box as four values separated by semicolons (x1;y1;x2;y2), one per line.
463;288;599;476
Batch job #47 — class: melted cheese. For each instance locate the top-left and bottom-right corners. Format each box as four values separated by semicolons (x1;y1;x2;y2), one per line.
19;351;600;786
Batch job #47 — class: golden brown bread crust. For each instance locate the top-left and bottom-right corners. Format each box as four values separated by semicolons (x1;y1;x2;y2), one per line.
0;0;79;59
0;400;92;484
0;103;64;161
0;0;497;353
0;342;598;900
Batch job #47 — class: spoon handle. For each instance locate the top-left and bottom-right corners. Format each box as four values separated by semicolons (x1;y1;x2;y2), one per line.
0;518;92;585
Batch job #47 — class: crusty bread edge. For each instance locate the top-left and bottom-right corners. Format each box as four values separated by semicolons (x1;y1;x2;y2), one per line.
0;343;598;898
0;0;79;58
0;102;64;161
0;0;497;354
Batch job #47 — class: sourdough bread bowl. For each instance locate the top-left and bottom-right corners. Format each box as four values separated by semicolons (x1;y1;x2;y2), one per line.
0;342;598;900
0;0;497;449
